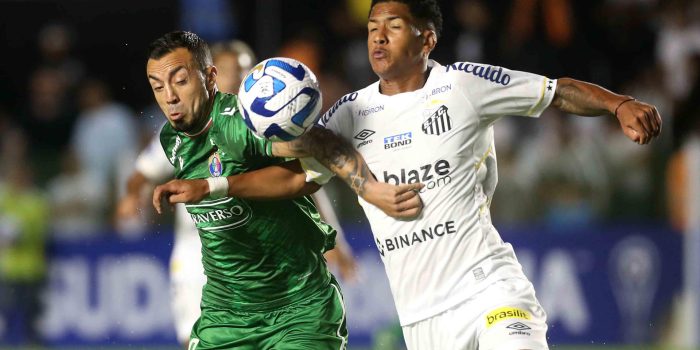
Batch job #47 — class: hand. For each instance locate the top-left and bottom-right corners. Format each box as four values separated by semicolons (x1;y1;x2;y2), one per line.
324;246;358;283
152;179;209;214
363;182;424;219
615;99;662;145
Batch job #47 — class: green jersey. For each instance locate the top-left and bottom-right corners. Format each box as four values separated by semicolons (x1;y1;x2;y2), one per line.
160;92;336;312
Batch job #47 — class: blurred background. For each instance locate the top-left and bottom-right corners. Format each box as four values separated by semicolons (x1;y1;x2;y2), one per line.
0;0;699;349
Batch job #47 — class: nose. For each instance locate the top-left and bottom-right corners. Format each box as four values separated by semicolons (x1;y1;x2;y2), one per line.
165;86;179;104
372;27;387;45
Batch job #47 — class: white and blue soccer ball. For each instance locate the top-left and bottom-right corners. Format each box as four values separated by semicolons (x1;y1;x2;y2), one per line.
237;57;322;141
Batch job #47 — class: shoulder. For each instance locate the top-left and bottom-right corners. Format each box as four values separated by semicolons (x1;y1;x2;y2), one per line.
213;92;240;119
442;61;513;87
319;84;376;126
158;123;179;153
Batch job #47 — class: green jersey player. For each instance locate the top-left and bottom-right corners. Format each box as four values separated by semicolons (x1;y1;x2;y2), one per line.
145;31;423;350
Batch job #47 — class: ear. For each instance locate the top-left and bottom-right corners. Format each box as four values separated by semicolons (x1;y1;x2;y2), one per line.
206;66;218;90
422;30;437;58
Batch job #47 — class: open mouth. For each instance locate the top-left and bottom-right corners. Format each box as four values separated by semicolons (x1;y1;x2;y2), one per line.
372;49;387;59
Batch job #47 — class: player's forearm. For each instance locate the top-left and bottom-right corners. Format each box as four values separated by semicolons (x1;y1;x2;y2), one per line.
226;164;321;200
551;78;631;117
291;126;375;198
125;171;150;197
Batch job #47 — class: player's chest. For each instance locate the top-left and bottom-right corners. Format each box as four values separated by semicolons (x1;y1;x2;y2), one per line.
168;134;245;180
351;90;477;163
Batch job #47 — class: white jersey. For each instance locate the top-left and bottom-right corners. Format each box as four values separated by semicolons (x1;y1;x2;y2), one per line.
319;60;556;325
136;133;205;343
135;134;194;238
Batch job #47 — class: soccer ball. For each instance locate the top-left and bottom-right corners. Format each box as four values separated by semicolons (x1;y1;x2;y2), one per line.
238;57;322;141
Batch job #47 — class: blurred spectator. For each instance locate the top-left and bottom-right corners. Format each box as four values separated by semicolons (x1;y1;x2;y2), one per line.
179;0;237;42
667;53;700;231
70;78;138;222
19;67;76;186
37;23;85;90
500;0;575;75
0;130;49;345
656;0;700;102
210;39;257;94
514;109;611;228
47;151;107;239
454;0;491;63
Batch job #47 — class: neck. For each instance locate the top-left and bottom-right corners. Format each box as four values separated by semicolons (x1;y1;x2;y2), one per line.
184;89;217;137
378;62;430;96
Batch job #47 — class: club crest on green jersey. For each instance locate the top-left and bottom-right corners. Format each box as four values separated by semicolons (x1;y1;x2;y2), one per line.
209;152;223;177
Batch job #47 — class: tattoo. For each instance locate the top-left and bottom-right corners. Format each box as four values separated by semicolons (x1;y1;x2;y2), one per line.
350;173;367;194
301;126;372;195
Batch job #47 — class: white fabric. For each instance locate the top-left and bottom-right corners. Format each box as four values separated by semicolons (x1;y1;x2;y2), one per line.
170;233;205;343
135;133;204;343
317;60;556;326
402;278;548;350
206;177;229;198
299;157;334;185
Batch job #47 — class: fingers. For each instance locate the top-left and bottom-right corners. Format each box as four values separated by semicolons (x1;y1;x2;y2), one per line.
619;101;662;145
653;106;662;133
152;181;180;214
395;183;425;203
397;182;425;194
394;193;424;219
168;192;190;204
152;185;166;214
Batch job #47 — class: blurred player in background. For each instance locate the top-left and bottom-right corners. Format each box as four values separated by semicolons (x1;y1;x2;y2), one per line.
311;0;662;349
145;31;421;349
118;38;355;348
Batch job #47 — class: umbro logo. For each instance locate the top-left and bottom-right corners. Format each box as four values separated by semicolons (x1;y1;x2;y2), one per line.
221;106;237;116
422;105;452;136
506;322;531;331
354;129;375;140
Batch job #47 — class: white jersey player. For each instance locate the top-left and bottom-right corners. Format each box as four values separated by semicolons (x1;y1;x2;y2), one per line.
311;1;661;349
118;134;205;345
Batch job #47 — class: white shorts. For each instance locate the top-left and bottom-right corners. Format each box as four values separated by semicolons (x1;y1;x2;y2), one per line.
402;278;549;350
169;236;206;344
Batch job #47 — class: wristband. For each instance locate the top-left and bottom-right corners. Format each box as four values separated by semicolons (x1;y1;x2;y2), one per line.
614;97;636;118
206;177;229;199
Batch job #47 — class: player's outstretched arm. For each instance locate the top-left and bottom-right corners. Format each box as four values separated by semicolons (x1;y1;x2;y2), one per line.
117;171;150;219
152;160;319;214
271;126;424;220
551;78;662;145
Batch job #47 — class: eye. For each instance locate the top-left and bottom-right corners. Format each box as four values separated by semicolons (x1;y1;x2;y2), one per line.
153;86;163;92
176;79;187;85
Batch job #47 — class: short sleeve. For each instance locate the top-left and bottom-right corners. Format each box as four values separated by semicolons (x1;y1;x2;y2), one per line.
450;62;556;123
317;92;356;141
299;157;334;185
136;133;175;183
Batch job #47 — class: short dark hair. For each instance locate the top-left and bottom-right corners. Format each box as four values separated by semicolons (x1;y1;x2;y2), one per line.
370;0;443;39
147;31;213;72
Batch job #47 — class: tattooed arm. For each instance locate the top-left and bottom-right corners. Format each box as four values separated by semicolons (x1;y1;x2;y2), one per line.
551;78;661;144
153;126;423;219
272;126;424;219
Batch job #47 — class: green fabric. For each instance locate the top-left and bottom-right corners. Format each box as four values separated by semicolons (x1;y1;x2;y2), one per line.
0;184;49;281
189;278;347;350
159;92;337;312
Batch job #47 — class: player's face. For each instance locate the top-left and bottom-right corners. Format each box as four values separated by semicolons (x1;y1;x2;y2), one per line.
213;52;243;94
147;48;215;133
367;2;427;80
